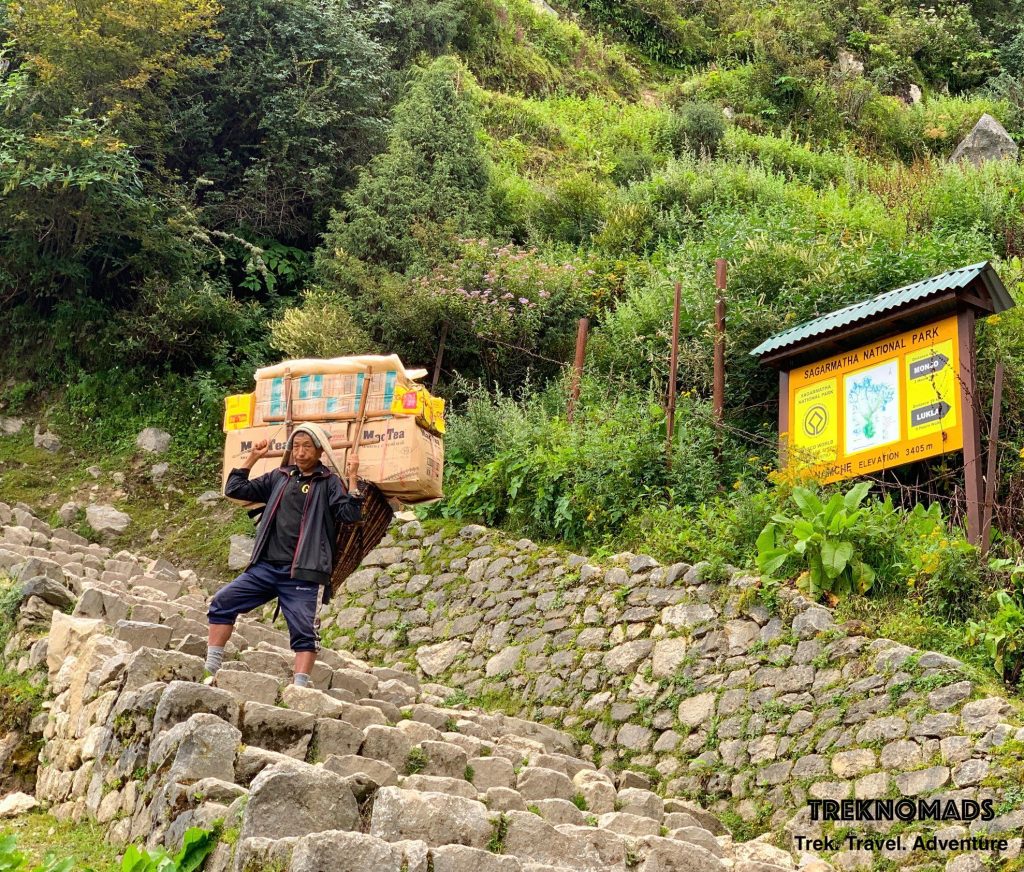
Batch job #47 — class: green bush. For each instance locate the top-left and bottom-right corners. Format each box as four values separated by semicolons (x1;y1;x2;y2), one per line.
967;565;1024;686
269;288;375;359
435;382;741;548
757;483;878;600
653;102;725;159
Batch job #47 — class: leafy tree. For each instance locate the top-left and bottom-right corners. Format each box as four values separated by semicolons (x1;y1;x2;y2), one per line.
167;0;391;243
0;73;195;305
325;56;491;271
4;0;222;152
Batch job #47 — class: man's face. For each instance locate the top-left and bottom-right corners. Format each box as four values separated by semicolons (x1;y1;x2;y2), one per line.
292;433;321;472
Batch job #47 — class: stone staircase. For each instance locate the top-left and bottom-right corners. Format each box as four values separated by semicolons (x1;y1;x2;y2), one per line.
0;499;826;872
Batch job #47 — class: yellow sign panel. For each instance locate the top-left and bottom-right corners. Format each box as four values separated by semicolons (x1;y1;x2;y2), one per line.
787;316;962;482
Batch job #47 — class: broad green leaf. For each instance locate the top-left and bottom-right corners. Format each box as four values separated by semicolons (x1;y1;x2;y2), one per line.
791;487;822;517
792;519;816;542
755;523;778;555
822;493;844;525
821;540;853;578
758;548;790;576
844;481;872;510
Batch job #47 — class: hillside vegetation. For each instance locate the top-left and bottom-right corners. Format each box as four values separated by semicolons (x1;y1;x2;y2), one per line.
4;0;1024;684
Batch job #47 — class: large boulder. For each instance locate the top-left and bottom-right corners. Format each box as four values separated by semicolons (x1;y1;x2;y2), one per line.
415;640;469;677
33;426;61;453
951;114;1019;166
86;504;131;540
240;762;360;841
240;701;315;758
137;427;172;454
369;787;493;849
149;713;241;783
46;612;105;681
20;576;75;611
290;831;429;872
153;680;240;733
0;416;24;436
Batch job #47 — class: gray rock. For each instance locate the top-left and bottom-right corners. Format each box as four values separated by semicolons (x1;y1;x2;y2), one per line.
661;604;716;631
228;535;253;571
288;831;416;872
792;607;834;639
323;754;399;787
961;698;1011;734
831;749;876;777
603;640;653;673
19;576;75;611
241;762;360;841
137;427;172;454
896;765;950;795
115;619;173;651
951;114;1019;166
928;681;972;711
160;713;241;783
517;767;575;802
486;646;521;677
150;462;170;482
0;416;24;435
153;680;239;733
369;786;492;848
651;637;688;679
240;701;315;758
430;844;522;872
86;504;130;539
33;426;61;453
310;719;363;761
677;693;715;728
416;640;469;677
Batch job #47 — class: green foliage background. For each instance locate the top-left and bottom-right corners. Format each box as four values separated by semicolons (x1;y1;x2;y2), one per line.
4;0;1024;674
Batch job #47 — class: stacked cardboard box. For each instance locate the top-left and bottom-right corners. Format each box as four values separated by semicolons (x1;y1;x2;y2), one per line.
222;355;444;504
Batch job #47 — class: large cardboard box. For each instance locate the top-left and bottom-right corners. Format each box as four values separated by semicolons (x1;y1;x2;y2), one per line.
221;423;349;496
354;417;444;502
222;417;442;504
253;370;408;425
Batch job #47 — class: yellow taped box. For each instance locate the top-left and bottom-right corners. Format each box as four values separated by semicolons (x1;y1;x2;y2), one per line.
390;384;446;434
223;393;255;431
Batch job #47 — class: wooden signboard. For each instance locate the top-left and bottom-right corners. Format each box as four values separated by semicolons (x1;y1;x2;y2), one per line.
785;316;963;482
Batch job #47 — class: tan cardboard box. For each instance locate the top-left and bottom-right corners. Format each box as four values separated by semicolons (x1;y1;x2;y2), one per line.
221;422;349;497
353;417;444;502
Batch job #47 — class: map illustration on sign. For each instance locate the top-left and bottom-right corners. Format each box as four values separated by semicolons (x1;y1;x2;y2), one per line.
844;360;900;455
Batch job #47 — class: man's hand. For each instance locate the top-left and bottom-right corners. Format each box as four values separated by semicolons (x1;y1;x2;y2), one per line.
244;439;270;469
346;455;361;497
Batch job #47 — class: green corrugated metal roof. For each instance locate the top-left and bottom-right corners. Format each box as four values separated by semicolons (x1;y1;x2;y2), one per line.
750;261;1014;359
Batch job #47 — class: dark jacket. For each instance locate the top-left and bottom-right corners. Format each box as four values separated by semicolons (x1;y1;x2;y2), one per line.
225;463;363;587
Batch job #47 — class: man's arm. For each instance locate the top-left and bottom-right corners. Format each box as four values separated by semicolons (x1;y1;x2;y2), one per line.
225;439;277;503
328;475;364;524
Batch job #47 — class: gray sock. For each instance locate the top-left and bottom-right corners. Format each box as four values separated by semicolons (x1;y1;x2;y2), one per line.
205;645;225;674
294;673;311;688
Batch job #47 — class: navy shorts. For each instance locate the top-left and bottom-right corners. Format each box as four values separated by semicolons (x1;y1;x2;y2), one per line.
208;561;321;652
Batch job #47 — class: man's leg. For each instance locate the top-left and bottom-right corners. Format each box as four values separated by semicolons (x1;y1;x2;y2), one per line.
206;564;278;675
276;580;322;686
